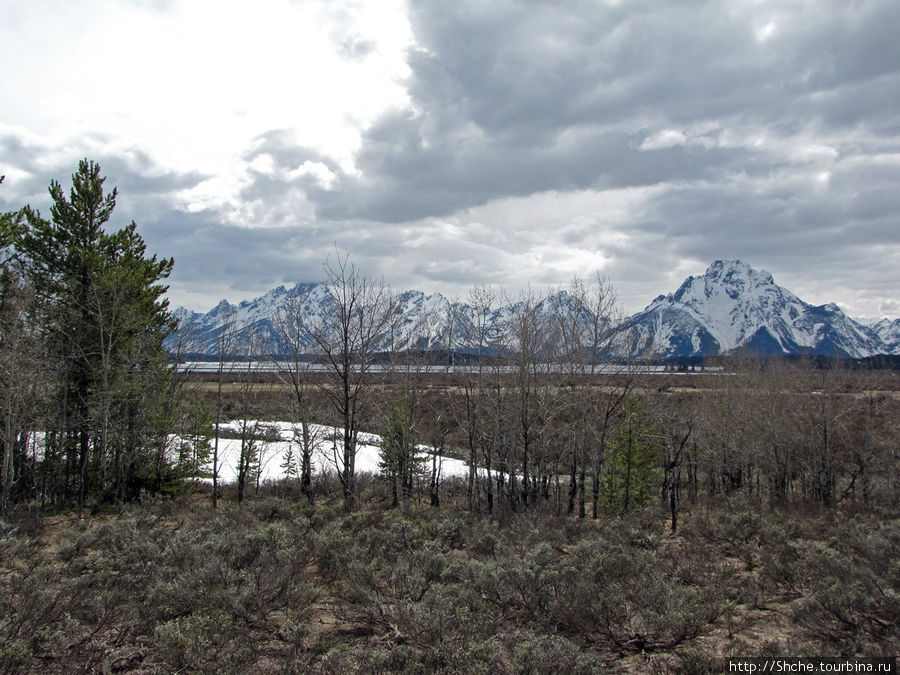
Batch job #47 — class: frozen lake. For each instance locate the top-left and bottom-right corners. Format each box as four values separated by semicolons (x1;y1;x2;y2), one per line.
193;420;472;486
177;361;718;375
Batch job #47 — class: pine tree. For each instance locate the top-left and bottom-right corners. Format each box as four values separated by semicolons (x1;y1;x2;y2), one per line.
604;397;663;513
379;395;423;506
18;160;175;505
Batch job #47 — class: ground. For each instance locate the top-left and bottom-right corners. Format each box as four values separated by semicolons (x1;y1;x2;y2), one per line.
1;486;896;672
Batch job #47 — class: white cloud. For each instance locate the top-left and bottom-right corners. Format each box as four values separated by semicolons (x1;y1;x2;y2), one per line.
248;154;277;177
288;161;336;189
639;129;687;151
754;19;778;43
2;0;898;321
1;0;412;187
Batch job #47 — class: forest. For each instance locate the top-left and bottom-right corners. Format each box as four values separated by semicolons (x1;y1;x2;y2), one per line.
0;162;897;672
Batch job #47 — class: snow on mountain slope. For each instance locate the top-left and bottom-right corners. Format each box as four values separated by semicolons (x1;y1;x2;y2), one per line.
869;318;900;355
624;260;886;359
168;282;464;356
168;260;895;360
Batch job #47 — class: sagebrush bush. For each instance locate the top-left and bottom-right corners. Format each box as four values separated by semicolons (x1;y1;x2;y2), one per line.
789;520;900;656
0;493;896;671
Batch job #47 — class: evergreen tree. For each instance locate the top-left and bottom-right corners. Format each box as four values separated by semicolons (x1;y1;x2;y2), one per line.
17;159;176;505
168;391;213;486
379;395;423;506
604;397;663;513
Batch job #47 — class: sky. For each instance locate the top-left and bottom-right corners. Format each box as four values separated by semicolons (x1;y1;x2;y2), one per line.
1;0;898;320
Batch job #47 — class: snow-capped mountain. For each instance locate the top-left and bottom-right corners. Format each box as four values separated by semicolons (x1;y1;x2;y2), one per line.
624;260;886;359
169;281;607;359
170;282;466;357
168;260;896;360
171;283;330;356
869;318;900;355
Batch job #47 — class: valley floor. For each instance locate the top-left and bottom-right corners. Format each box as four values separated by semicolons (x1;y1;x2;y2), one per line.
1;491;897;673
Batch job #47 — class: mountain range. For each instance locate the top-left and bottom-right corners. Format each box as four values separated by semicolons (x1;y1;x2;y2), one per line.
169;260;899;360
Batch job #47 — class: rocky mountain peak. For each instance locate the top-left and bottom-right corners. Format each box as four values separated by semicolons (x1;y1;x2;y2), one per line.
168;261;896;360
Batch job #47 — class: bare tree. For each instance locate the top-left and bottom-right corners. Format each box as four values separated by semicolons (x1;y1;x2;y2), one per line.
658;392;698;532
0;273;43;512
505;287;563;510
210;307;238;508
307;251;394;510
165;319;212;490
551;273;631;517
234;323;264;504
844;383;893;505
427;294;466;508
0;197;37;511
457;286;503;513
380;290;453;506
271;291;320;503
795;361;854;508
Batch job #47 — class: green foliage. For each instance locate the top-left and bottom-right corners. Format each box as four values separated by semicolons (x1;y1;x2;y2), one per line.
169;391;214;483
0;178;43;512
281;443;300;480
0;177;24;263
379;395;425;505
604;396;664;512
10;159;176;505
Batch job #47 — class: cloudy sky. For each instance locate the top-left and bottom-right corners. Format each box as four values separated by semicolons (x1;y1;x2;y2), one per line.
2;0;898;319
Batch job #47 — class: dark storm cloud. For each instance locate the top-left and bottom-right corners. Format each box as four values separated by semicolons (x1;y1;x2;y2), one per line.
138;209;332;310
244;0;897;232
6;0;896;317
635;149;900;252
237;0;895;318
0;130;217;303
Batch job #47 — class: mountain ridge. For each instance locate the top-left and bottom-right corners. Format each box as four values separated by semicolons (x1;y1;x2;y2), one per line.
168;260;898;359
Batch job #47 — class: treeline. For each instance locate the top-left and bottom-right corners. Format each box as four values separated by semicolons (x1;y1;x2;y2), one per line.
0;162;205;512
184;259;898;524
445;353;900;524
2;162;897;519
399;346;897;527
1;163;896;669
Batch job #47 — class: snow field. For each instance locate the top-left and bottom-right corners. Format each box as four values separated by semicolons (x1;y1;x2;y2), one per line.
197;420;472;486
